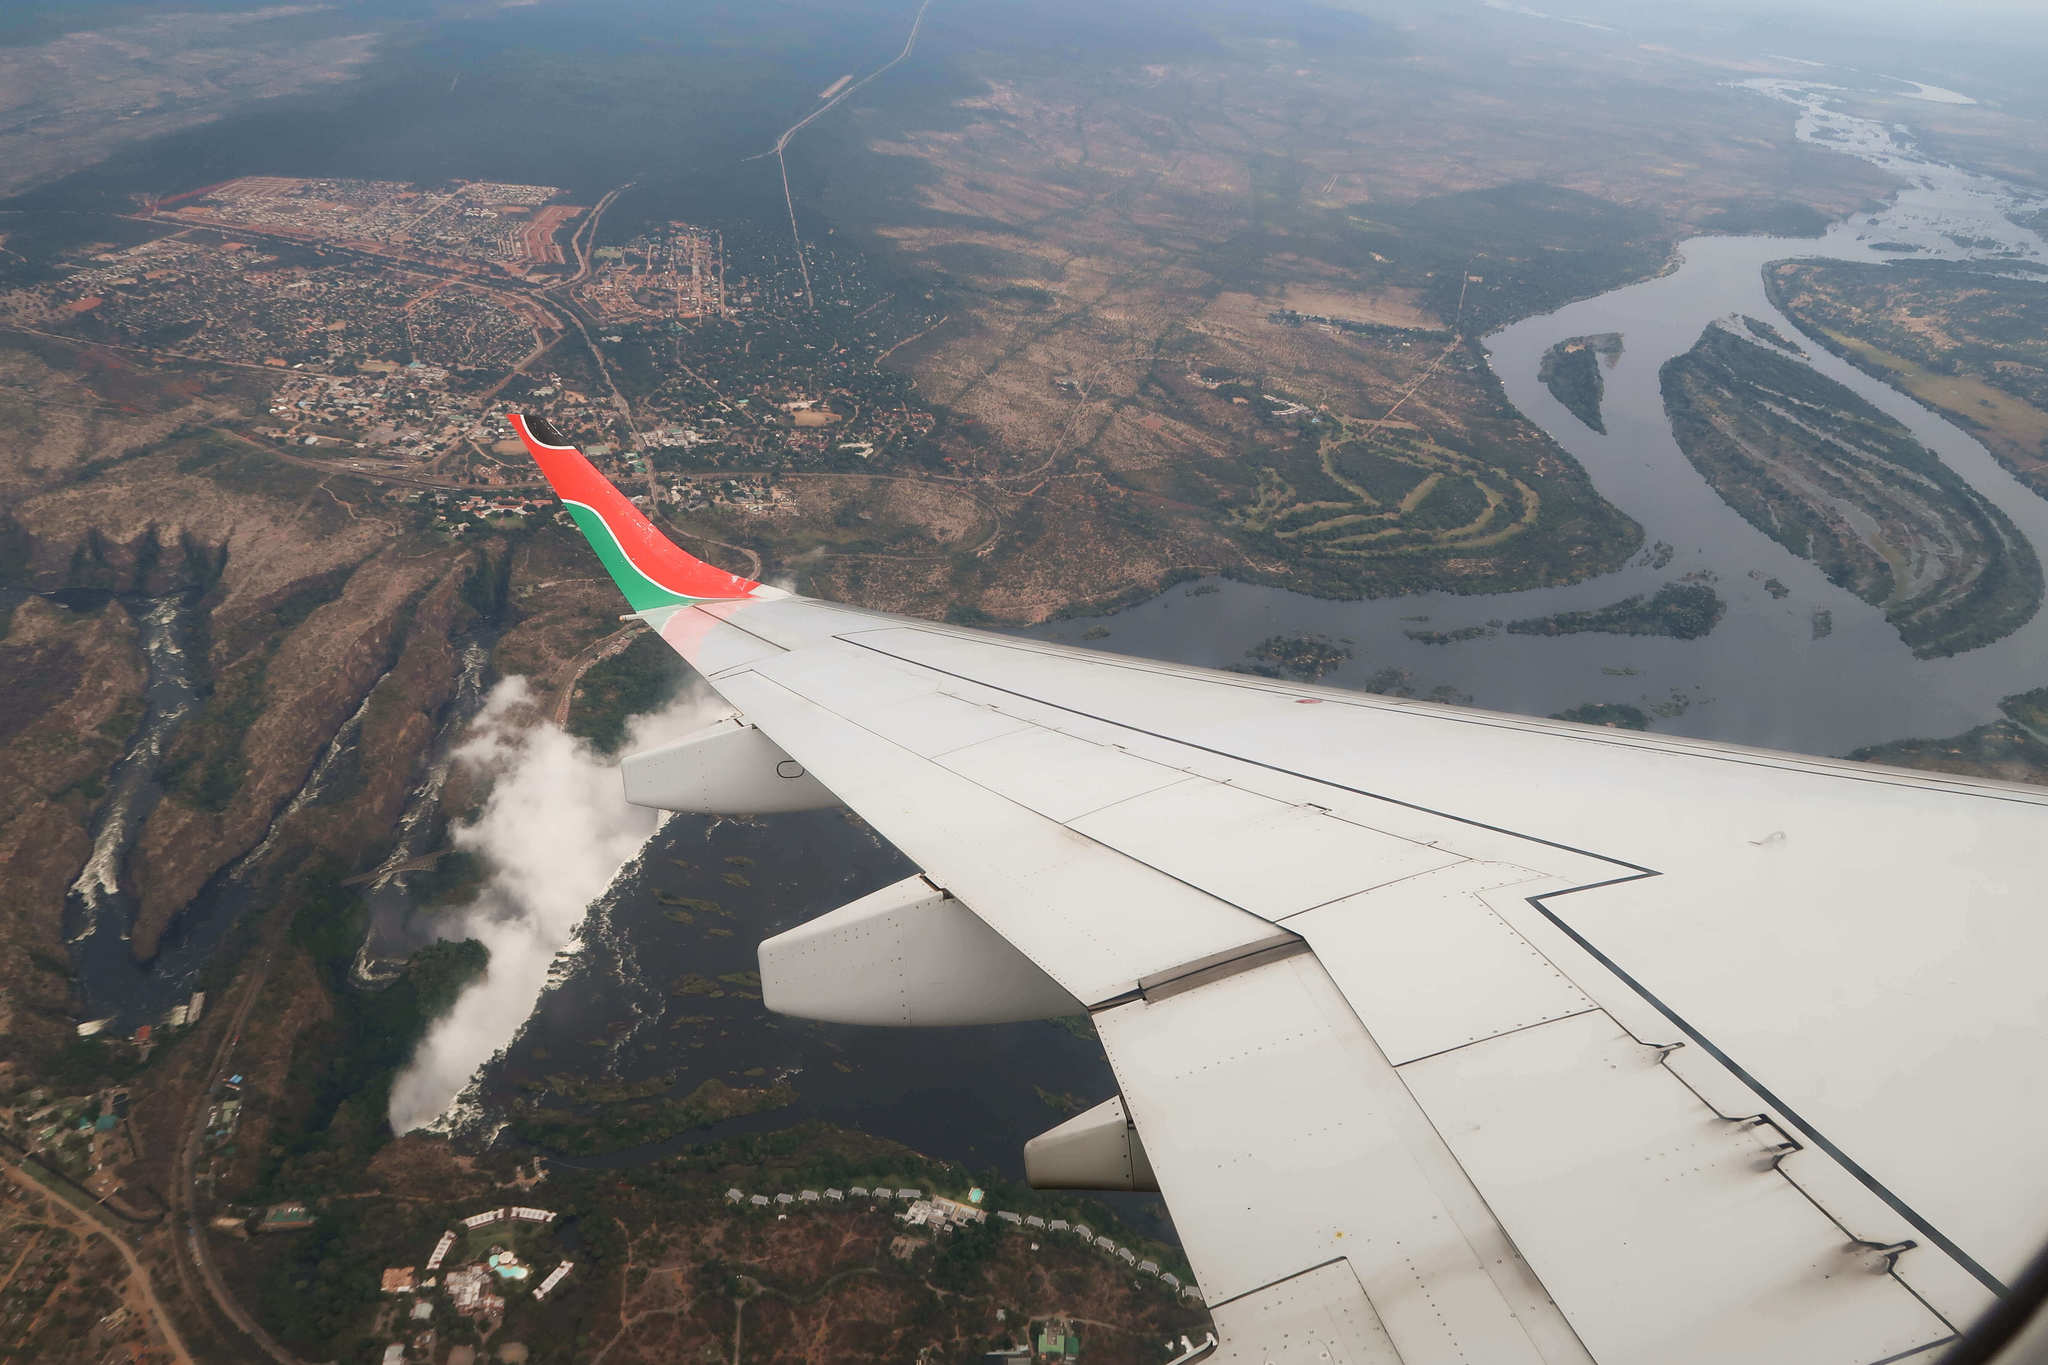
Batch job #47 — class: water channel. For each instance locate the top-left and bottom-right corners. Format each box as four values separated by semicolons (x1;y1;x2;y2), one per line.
1032;78;2048;757
61;605;496;1033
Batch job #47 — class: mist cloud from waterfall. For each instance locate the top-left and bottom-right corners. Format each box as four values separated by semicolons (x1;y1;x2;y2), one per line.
387;674;722;1134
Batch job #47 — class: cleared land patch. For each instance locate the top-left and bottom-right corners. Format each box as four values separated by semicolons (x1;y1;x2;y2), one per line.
1278;284;1440;331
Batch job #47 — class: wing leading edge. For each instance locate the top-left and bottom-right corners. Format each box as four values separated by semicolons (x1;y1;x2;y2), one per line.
518;415;2048;1365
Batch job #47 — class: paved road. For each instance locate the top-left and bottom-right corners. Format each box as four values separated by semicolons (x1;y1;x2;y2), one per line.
760;0;937;307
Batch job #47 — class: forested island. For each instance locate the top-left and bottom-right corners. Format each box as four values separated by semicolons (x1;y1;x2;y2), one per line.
1853;687;2048;787
1506;582;1725;639
1404;624;1494;645
1538;332;1623;433
1740;315;1802;353
1661;325;2042;657
1232;633;1354;680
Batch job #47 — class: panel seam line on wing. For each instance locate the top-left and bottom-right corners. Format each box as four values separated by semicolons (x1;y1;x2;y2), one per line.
860;630;2048;806
832;633;2002;1295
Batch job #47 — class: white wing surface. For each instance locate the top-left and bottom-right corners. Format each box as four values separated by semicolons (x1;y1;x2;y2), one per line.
520;416;2048;1365
662;596;2046;1364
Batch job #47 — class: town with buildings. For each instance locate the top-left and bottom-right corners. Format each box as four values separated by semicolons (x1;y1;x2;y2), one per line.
0;1085;134;1199
154;177;586;278
290;1179;1209;1364
0;989;210;1216
577;223;728;324
0;173;955;536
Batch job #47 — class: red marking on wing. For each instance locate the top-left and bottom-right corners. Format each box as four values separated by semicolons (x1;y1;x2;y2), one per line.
511;413;761;601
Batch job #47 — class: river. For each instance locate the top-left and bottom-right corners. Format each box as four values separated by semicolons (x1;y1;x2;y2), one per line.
62;591;204;1033
61;606;496;1035
1031;78;2048;758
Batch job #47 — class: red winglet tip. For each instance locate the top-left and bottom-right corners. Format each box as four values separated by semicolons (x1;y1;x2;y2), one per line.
508;412;762;604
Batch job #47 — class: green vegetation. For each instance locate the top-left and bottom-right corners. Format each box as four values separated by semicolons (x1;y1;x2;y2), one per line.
1507;582;1725;640
236;1109;1182;1365
411;848;486;912
672;968;757;998
1034;1087;1088;1116
1336;183;1671;334
509;1076;797;1157
1134;181;1654;602
95;696;143;743
156;566;352;811
1550;702;1651;730
1852;686;2048;786
1205;357;1643;598
270;871;490;1181
1538;333;1621;434
1405;624;1494;645
1767;261;2048;498
567;629;688;754
244;866;487;1353
1699;199;1833;237
603;1121;1197;1294
28;1037;145;1090
1048;1014;1097;1042
1661;325;2042;657
459;545;514;623
1740;316;1802;353
158;645;269;813
1230;633;1352;680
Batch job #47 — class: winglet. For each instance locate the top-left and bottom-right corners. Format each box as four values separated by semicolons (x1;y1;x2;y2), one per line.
511;413;763;611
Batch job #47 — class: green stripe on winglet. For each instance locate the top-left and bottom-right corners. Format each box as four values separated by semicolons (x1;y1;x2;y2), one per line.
563;503;697;611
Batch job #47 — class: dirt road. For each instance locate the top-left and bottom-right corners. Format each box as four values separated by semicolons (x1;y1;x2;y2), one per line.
0;1157;194;1365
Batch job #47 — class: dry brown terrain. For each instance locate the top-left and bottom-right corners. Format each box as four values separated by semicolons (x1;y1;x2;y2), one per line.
803;27;1899;617
0;9;383;200
592;1204;1203;1365
0;598;143;1064
0;329;612;981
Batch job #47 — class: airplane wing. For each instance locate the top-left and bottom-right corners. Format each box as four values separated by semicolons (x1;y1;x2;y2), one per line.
514;413;2048;1365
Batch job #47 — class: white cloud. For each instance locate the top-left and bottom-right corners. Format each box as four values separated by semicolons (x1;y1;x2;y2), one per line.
387;671;726;1134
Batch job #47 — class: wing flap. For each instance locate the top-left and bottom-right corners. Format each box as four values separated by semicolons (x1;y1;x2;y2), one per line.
1096;947;1576;1364
1286;862;1596;1065
1208;1260;1401;1364
1400;1010;1955;1363
822;618;2048;1298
